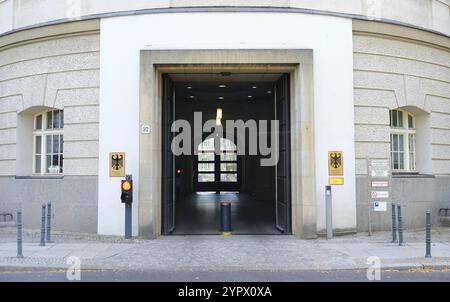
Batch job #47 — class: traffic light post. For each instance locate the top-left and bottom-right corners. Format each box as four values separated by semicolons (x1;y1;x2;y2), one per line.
121;174;133;239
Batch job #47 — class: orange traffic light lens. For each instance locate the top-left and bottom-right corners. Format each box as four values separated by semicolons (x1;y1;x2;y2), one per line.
121;181;132;191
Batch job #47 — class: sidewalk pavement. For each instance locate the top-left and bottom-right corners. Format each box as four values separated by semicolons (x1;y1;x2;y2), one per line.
0;227;449;272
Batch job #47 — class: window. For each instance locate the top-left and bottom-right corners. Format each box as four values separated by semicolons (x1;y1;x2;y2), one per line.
390;109;415;171
197;137;238;183
219;138;238;182
33;110;64;175
197;137;215;183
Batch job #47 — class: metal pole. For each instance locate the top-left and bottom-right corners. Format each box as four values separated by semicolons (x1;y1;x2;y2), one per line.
391;203;397;243
326;186;333;240
123;174;132;239
40;204;46;246
368;201;372;236
220;201;232;236
397;204;404;246
125;203;132;239
425;210;432;258
17;210;23;258
367;157;372;237
46;202;52;243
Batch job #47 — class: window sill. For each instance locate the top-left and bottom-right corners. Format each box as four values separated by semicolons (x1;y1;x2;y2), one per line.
15;175;64;180
392;173;435;179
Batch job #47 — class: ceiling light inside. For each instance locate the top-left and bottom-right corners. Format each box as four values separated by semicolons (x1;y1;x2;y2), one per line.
216;108;223;126
216;108;223;119
189;95;195;99
218;96;225;100
252;86;257;89
219;85;227;88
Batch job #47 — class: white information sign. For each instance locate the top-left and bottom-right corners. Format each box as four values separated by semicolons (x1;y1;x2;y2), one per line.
369;160;390;177
373;201;387;212
367;159;391;234
371;191;389;199
371;180;389;188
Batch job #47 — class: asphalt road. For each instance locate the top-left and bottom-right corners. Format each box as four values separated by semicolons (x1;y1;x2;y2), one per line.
0;269;450;282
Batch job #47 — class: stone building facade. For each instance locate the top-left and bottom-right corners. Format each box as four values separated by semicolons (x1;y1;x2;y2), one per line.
0;0;449;237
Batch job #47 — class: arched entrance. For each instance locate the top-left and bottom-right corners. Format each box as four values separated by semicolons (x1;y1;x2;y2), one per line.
195;137;240;193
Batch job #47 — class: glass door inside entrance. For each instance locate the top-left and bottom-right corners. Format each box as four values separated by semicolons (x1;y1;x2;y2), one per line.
196;137;239;192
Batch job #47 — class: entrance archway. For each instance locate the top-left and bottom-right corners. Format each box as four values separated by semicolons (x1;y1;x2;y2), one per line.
162;72;292;235
138;49;317;239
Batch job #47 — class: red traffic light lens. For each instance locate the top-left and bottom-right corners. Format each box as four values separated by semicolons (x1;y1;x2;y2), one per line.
121;180;132;191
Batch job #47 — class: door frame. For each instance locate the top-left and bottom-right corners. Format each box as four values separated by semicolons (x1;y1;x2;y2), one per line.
161;74;176;234
138;50;317;239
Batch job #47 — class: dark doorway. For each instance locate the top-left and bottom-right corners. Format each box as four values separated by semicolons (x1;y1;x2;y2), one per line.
161;73;291;235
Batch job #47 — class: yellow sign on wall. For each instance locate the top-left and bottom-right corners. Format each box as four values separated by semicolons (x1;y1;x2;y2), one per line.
110;152;125;177
329;177;344;185
328;151;343;176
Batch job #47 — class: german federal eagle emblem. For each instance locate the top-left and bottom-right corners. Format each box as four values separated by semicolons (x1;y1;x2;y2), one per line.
109;152;125;177
111;154;124;171
330;152;342;169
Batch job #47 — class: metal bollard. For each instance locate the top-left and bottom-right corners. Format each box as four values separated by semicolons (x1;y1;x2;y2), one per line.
46;202;52;243
325;186;333;240
125;203;132;239
220;201;231;236
391;203;397;243
40;204;46;246
17;210;23;258
397;204;404;246
123;174;133;240
425;210;432;258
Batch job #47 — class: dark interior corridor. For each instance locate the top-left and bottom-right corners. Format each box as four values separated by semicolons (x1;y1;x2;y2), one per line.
162;72;291;235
